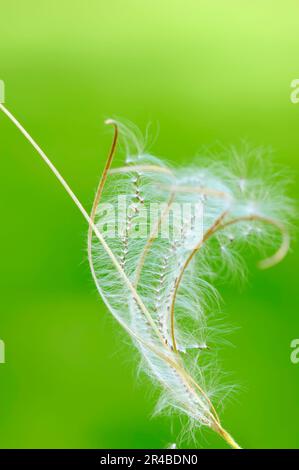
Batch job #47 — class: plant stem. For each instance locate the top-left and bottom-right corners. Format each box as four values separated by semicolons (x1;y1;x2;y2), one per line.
0;103;164;343
212;422;241;449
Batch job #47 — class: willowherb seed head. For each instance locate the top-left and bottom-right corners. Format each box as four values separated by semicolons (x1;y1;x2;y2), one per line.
87;120;294;448
0;103;294;448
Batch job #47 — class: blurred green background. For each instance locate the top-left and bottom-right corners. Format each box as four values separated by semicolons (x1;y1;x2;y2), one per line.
0;0;298;449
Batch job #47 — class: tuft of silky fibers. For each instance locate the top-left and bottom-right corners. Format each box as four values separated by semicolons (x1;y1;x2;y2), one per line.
88;120;294;448
0;102;293;449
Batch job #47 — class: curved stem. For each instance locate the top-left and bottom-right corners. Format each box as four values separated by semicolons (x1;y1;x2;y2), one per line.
87;119;118;298
219;214;290;269
169;211;289;353
109;164;173;176
157;183;231;200
170;211;229;353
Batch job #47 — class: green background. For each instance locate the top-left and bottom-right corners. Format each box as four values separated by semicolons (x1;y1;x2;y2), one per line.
0;0;298;449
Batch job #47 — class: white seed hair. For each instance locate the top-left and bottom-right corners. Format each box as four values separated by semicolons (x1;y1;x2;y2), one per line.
0;105;293;449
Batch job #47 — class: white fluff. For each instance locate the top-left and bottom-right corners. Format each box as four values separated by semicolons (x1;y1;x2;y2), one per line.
88;121;293;448
0;104;292;448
